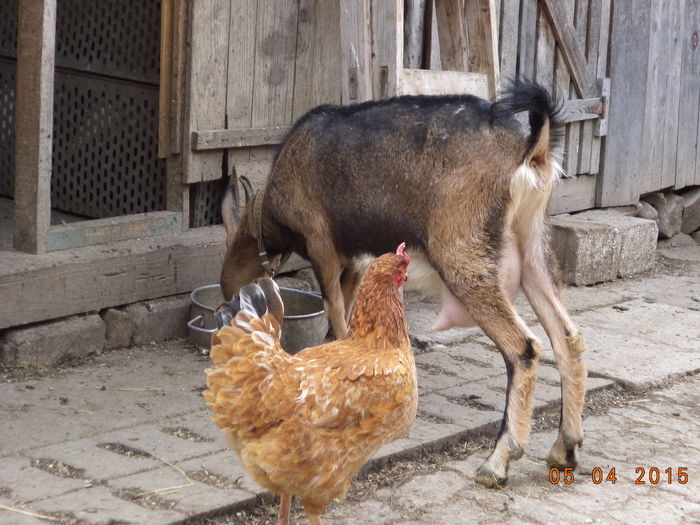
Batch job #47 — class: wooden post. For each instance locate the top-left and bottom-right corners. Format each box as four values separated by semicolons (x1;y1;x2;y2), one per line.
158;0;173;158
14;0;57;254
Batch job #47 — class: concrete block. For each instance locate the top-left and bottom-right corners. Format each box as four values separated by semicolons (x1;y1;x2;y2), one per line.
574;205;640;219
102;307;134;350
0;314;105;366
551;215;621;285
657;232;697;249
608;216;658;277
681;186;700;233
127;294;190;346
643;191;683;238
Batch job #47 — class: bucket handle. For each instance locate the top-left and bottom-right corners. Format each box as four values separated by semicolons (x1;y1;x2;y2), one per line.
187;315;218;335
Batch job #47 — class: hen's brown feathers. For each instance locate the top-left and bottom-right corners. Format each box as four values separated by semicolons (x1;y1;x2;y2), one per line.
204;254;416;516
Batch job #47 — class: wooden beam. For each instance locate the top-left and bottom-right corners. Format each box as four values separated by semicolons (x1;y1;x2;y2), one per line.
192;126;291;151
465;0;500;99
13;0;57;254
539;0;592;97
0;226;227;331
46;212;182;252
397;69;489;98
559;97;605;124
435;0;469;71
340;0;373;103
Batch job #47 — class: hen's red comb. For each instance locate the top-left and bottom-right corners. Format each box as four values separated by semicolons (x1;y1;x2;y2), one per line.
396;242;411;265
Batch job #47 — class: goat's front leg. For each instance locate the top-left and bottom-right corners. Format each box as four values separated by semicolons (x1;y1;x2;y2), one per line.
307;239;347;338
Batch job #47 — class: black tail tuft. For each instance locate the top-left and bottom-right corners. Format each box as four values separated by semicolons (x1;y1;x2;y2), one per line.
215;278;284;329
491;79;563;158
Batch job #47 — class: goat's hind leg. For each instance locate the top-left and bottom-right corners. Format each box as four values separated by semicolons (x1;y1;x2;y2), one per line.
521;251;587;469
435;254;542;486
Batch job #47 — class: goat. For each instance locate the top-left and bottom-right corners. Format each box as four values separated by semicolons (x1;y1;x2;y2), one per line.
219;81;587;487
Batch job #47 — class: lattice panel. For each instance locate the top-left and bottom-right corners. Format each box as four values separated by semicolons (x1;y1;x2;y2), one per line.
51;72;166;218
0;61;15;198
0;1;18;59
190;176;226;228
55;0;161;84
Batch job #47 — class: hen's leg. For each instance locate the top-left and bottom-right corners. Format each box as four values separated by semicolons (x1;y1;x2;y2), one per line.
277;493;291;525
521;250;586;469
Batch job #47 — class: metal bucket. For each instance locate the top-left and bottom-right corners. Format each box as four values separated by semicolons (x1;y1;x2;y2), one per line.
188;284;328;355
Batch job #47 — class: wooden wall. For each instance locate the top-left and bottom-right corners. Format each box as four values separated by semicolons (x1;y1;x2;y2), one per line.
600;0;700;206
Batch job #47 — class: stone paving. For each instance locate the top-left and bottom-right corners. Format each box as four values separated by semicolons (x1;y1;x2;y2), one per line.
0;247;699;524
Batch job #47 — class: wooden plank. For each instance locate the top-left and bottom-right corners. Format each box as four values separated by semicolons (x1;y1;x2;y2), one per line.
639;0;666;193
539;0;591;97
660;0;683;189
251;1;300;125
465;0;501;98
397;68;489;97
182;0;230;184
499;0;521;83
292;0;342;120
576;0;593;173
684;1;700;185
13;0;56;254
225;0;258;203
371;0;403;98
597;0;651;206
535;6;555;90
404;0;427;68
434;0;469;71
0;226;227;330
559;98;603;123
554;0;574;175
589;0;611;171
550;173;597;213
193;126;291;151
518;0;538;80
46;212;182;252
158;0;173;159
169;0;187;156
340;0;373;103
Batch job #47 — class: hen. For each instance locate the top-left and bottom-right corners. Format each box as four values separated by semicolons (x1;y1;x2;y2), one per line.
204;244;415;525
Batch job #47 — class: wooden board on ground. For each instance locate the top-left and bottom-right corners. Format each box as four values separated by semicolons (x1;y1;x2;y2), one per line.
0;226;227;330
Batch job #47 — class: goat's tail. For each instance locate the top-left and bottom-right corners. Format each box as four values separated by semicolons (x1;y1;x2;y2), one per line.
491;80;563;170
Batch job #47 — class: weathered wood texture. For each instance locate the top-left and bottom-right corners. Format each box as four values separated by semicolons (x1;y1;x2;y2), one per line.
46;212;182;252
13;0;57;254
0;226;226;330
600;0;699;206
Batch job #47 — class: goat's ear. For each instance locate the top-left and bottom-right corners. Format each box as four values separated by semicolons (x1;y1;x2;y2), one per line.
527;118;550;168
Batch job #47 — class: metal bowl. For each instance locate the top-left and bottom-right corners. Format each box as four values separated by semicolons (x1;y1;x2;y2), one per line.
188;284;328;354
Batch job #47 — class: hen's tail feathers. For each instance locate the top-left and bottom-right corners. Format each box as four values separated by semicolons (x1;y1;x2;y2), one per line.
210;278;285;366
215;278;284;329
491;79;563;163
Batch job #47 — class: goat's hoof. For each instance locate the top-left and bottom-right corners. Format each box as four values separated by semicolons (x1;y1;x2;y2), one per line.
475;462;508;488
546;439;579;470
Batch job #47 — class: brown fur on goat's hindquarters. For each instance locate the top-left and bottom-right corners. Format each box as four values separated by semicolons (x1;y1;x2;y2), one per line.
219;81;587;485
